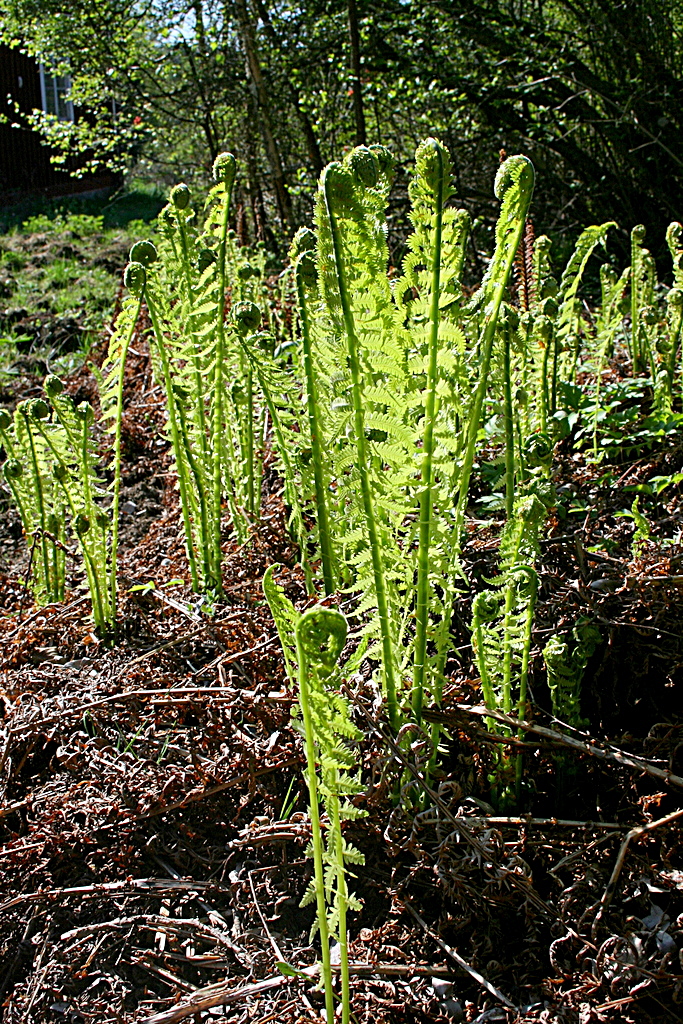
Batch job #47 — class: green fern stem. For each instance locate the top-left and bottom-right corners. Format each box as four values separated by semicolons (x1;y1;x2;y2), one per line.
0;425;32;556
294;617;335;1024
245;362;256;517
412;144;445;725
3;475;31;552
454;157;534;552
211;157;236;590
52;464;105;627
502;324;515;519
667;291;683;392
323;169;400;729
514;566;537;800
630;261;639;372
30;419;69;602
472;598;498;735
455;303;510;549
295;258;336;595
329;771;351;1023
22;408;53;600
175;394;213;587
79;413;110;626
175;206;211;473
146;295;200;591
109;293;144;618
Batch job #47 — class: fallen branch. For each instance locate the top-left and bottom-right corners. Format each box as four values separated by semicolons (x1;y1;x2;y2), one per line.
434;704;683;791
141;966;319;1024
592;806;683;936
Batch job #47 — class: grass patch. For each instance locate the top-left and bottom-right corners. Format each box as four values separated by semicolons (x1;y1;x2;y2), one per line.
0;187;163;372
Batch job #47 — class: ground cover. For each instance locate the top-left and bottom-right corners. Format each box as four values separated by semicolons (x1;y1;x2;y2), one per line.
0;151;682;1024
0;189;165;376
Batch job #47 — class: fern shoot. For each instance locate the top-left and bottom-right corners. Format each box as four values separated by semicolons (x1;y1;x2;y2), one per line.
471;494;547;807
454;155;535;551
412;138;450;724
264;566;364;1024
321;159;400;729
99;258;147;618
290;228;337;595
210;152;236;584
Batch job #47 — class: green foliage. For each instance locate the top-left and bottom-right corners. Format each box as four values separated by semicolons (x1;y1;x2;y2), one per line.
0;203;160;372
263;566;363;1024
615;496;652;560
471;494;549;807
0;381;113;629
293;141;534;746
544;621;602;733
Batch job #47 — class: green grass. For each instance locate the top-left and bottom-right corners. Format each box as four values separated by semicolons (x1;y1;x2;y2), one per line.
0;183;166;235
0;187;163;371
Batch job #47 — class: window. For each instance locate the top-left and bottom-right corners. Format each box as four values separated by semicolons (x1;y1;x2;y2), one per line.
39;65;74;122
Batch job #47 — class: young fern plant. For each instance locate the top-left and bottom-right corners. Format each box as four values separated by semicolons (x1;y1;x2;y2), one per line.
544;621;601;798
283;143;537;751
0;400;65;605
319;154;401;729
290;227;337;596
98;255;148;617
454;155;535;551
471;493;549;806
0;384;114;630
263;566;365;1024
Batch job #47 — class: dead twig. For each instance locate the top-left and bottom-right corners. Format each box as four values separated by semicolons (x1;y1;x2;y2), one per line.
141;966;319;1024
0;877;231;915
592;806;683;937
439;704;683;791
403;901;517;1010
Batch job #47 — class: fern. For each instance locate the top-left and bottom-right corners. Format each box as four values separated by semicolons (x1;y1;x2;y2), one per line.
263;566;364;1024
454;155;535;548
1;384;113;629
318;150;402;728
471;494;548;806
544;621;601;732
135;155;288;594
556;221;615;383
98;260;146;617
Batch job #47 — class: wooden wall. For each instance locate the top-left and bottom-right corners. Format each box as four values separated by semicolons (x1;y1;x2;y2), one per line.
0;45;119;199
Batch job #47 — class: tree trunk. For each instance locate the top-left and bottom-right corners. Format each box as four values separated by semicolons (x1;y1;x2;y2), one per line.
234;0;294;230
347;0;366;146
251;0;325;176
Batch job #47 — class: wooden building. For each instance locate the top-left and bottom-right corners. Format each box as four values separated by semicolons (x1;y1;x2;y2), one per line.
0;45;119;201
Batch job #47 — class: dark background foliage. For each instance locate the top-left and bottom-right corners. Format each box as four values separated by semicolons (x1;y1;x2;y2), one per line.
2;0;682;262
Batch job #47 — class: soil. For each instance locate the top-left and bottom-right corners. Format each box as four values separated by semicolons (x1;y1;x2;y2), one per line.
0;324;682;1024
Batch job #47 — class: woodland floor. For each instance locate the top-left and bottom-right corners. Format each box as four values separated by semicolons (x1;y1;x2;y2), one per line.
1;317;683;1024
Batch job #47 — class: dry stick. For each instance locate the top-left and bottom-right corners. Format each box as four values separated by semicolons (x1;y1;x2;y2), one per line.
141;968;319;1024
8;679;286;736
0;798;28;819
112;757;300;827
193;634;278;678
403;901;517;1010
0;758;299;834
0;878;232;915
249;871;285;963
2;594;90;641
151;852;234;950
141;960;460;1024
60;915;238;952
592;806;683;938
451;704;683;791
117;612;244;673
458;816;623;830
